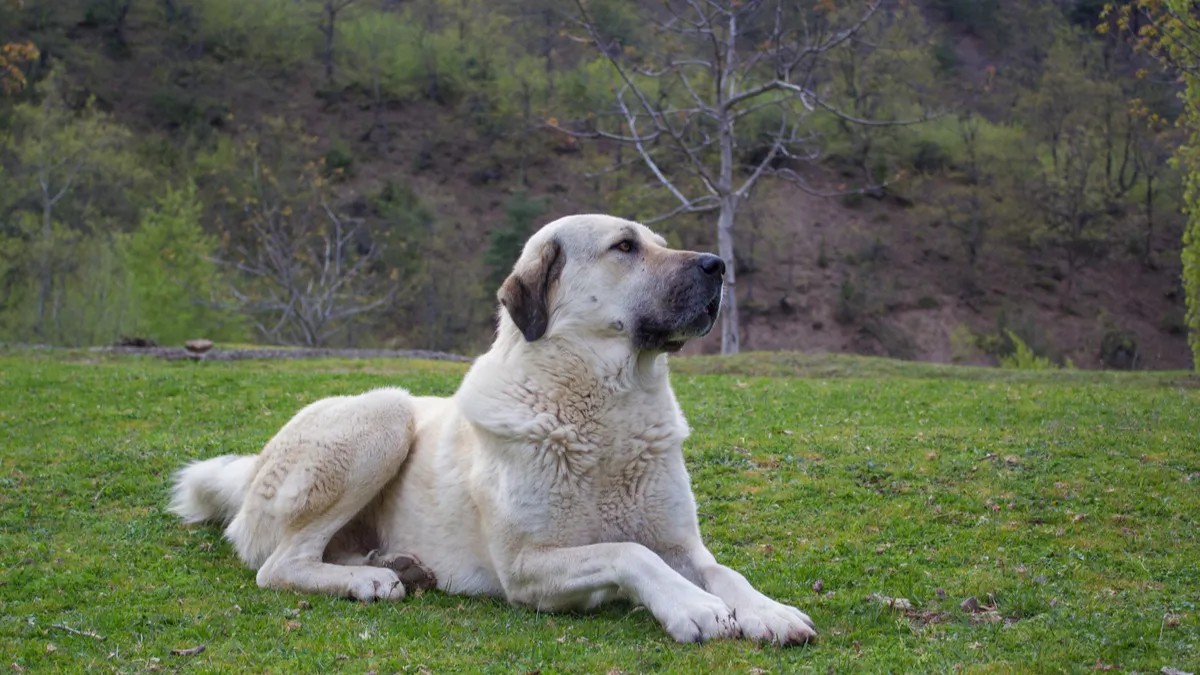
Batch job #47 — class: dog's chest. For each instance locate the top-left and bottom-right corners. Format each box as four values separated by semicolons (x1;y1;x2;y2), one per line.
537;423;690;546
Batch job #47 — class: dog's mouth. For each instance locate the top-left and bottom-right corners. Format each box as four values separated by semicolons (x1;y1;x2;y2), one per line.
704;291;722;322
659;289;722;352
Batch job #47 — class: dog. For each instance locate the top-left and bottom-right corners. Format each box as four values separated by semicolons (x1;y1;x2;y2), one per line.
169;214;816;645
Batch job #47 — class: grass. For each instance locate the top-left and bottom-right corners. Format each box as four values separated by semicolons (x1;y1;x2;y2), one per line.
1;349;1198;674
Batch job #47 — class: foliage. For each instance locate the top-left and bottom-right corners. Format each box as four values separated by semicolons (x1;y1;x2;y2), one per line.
120;183;245;345
198;117;398;347
0;0;1190;364
0;67;150;345
0;19;37;94
1;352;1197;671
999;330;1058;370
1109;0;1200;369
194;0;317;71
484;191;548;294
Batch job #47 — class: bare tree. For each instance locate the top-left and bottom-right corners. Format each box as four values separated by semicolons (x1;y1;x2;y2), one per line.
319;0;356;85
555;0;929;354
222;158;397;347
1031;128;1114;302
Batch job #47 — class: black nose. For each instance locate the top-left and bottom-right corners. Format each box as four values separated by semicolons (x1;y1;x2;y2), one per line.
697;254;725;278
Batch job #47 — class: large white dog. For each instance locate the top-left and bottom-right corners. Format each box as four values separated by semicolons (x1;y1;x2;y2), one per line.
170;214;815;645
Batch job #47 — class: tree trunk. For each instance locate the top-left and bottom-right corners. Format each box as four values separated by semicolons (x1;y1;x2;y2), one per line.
322;3;336;84
1144;173;1155;267
718;197;739;355
36;187;52;339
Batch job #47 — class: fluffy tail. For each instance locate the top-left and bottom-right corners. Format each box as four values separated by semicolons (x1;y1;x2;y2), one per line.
168;455;258;525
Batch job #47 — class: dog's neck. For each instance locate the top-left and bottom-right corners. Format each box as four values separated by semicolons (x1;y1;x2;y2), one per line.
455;321;679;442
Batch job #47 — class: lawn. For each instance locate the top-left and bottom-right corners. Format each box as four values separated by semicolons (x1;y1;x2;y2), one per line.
1;350;1198;674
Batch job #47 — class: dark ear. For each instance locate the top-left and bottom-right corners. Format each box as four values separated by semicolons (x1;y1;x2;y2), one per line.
498;239;566;342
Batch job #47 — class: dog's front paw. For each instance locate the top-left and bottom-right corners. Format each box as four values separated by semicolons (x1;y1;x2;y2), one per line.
660;591;741;644
732;597;816;646
346;567;405;603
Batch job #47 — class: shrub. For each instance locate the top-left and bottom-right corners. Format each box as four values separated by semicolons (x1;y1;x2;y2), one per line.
484;192;549;293
1000;331;1057;370
1100;329;1139;370
323;143;354;181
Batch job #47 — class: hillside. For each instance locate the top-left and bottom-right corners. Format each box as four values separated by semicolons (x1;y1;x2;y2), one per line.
0;0;1192;368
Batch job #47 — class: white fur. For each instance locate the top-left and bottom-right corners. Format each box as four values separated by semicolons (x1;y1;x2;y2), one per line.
169;214;816;644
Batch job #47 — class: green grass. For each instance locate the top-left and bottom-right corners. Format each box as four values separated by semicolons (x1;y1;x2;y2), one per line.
1;350;1198;674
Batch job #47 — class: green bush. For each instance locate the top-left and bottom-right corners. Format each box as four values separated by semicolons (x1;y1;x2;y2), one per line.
195;0;316;71
999;331;1057;370
323;143;354;181
121;183;245;345
484;192;549;293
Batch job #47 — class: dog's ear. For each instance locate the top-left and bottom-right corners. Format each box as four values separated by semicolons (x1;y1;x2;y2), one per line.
498;238;565;342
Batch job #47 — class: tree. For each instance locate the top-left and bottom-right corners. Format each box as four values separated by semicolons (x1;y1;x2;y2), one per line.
1110;0;1200;368
484;191;549;293
1020;29;1131;302
0;0;37;95
555;0;932;354
916;113;1024;293
1030;127;1116;300
122;183;244;345
318;0;356;85
211;118;399;347
3;68;146;340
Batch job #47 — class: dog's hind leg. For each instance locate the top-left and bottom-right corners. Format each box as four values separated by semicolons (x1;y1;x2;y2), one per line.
229;387;417;603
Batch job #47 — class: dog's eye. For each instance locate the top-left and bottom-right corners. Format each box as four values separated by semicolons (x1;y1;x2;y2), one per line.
612;240;635;253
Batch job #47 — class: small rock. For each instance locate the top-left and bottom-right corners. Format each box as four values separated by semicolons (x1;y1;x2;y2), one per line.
812;579;824;593
867;593;913;611
1162;668;1194;675
960;596;981;613
185;339;214;354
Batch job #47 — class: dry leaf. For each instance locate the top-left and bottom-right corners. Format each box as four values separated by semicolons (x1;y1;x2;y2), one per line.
285;621;301;631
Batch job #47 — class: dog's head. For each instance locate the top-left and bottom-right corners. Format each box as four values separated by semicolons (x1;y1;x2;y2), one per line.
498;214;724;353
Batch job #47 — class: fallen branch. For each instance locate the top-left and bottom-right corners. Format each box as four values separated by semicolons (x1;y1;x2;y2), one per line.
170;645;207;657
50;624;106;641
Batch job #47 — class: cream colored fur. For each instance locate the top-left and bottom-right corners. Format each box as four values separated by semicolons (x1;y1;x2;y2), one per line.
169;214;816;645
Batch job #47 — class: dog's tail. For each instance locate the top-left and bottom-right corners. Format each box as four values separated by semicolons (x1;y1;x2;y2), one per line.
168;455;258;525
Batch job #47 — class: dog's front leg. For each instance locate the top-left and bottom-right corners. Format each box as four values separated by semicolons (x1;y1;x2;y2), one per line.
505;542;741;644
673;544;817;646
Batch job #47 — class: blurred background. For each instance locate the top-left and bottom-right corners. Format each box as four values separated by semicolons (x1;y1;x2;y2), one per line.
0;0;1195;370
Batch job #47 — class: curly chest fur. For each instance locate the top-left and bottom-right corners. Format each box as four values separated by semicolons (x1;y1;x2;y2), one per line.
524;414;693;547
